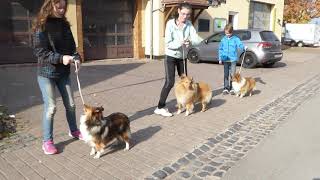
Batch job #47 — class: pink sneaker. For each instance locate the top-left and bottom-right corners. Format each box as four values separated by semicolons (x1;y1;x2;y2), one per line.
68;130;84;140
42;140;58;155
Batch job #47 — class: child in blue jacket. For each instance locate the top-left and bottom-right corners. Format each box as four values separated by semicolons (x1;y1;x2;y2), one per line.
218;24;244;95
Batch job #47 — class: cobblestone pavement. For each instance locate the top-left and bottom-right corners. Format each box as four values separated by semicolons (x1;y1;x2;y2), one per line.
147;74;320;180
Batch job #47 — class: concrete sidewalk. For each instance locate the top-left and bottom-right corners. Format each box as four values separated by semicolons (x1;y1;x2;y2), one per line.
0;48;319;179
222;86;320;180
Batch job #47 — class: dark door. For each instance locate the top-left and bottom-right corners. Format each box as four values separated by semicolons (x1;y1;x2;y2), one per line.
82;0;133;60
0;0;42;64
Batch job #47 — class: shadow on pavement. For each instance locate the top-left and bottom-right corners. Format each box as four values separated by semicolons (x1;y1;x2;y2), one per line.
208;98;226;109
0;63;144;114
129;99;177;122
83;77;164;95
97;125;162;158
253;90;261;96
260;62;287;68
55;138;78;154
255;77;267;85
130;125;161;148
129;88;227;122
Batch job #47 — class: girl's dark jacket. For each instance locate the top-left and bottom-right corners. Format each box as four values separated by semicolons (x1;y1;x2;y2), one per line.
33;17;80;79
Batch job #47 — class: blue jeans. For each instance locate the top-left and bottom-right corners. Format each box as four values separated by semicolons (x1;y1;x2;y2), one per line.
223;61;237;90
37;75;77;141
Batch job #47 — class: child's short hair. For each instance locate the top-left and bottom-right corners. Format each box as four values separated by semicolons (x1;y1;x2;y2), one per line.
224;24;233;33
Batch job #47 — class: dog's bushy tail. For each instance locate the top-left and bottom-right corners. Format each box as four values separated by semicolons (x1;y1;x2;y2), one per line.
117;113;131;139
205;91;213;105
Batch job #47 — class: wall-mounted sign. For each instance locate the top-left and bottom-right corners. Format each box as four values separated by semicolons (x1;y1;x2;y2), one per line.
213;18;227;32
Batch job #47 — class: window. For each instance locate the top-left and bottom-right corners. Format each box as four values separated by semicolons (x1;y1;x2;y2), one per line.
208;33;224;43
260;31;279;41
234;31;251;41
198;19;210;32
0;1;41;46
248;2;271;30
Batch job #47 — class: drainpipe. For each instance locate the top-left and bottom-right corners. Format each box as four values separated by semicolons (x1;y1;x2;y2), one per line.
150;0;153;60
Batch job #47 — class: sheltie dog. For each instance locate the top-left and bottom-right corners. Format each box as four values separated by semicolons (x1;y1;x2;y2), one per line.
231;72;256;98
80;104;131;159
175;75;212;116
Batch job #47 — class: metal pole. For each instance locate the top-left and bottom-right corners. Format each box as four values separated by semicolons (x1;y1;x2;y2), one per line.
150;0;153;60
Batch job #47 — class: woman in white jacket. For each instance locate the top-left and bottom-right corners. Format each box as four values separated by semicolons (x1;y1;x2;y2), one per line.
154;2;202;117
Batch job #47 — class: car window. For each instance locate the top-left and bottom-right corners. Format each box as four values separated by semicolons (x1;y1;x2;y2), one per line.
207;33;224;43
234;31;251;41
260;31;279;41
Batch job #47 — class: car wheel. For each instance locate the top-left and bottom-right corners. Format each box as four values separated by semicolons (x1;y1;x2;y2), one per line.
290;41;296;47
242;52;257;69
262;62;275;68
187;49;200;63
297;41;304;47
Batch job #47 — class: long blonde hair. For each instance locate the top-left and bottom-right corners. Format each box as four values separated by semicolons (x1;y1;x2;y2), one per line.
32;0;69;32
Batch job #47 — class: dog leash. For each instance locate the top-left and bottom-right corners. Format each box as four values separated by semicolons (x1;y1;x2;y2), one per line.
182;44;188;76
238;47;248;74
74;59;85;105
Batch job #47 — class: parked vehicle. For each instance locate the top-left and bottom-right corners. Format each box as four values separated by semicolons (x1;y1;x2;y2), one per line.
187;29;283;68
284;23;320;47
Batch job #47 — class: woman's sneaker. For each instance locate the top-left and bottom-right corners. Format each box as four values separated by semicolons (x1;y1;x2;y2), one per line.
68;130;84;140
154;108;173;117
222;89;229;95
42;140;58;155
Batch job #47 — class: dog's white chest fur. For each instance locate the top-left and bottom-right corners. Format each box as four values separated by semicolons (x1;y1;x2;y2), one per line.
79;115;95;147
232;78;246;92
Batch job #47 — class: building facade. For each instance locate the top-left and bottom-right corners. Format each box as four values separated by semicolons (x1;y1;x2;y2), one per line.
0;0;144;64
144;0;285;58
0;0;284;64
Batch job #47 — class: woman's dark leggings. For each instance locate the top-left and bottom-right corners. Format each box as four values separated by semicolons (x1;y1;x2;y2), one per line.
157;55;185;109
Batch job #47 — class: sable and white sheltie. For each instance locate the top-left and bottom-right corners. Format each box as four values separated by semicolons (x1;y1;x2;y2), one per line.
80;104;131;159
175;75;212;116
231;72;256;98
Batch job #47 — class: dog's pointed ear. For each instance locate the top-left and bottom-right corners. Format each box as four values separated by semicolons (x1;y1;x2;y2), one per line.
99;106;104;112
94;106;104;113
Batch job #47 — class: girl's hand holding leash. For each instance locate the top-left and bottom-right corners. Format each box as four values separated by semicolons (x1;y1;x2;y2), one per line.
62;55;81;72
62;55;74;65
183;39;190;48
